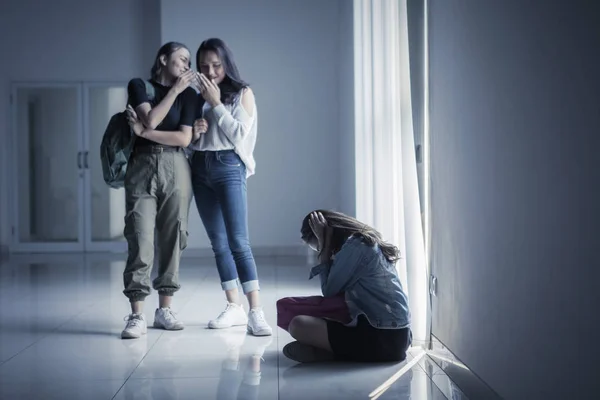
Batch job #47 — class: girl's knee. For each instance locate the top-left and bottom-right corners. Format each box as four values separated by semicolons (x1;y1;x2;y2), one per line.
210;239;229;256
288;316;301;338
229;239;251;255
288;315;310;338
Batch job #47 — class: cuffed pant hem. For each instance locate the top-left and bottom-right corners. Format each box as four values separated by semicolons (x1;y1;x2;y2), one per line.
157;289;178;296
221;279;240;291
241;280;260;294
125;293;148;303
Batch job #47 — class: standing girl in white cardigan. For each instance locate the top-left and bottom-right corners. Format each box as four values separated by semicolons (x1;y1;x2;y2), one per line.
189;38;271;337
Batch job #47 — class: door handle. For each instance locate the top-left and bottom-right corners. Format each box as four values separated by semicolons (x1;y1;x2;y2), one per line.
77;151;83;169
84;151;89;169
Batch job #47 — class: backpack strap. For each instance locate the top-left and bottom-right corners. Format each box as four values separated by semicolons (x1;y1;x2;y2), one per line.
144;80;155;101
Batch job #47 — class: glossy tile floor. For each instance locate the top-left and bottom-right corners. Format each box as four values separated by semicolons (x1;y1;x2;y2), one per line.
0;254;470;400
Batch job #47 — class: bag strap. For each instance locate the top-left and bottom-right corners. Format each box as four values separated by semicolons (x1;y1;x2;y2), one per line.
143;80;155;101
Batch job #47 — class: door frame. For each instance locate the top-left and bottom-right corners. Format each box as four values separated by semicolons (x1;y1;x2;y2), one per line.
9;81;129;254
82;81;128;253
9;82;85;253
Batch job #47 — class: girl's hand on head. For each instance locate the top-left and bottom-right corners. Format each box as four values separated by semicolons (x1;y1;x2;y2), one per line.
309;212;328;249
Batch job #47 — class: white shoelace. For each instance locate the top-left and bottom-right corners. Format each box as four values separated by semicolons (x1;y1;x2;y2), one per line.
162;309;178;322
216;304;237;321
124;314;143;328
251;309;267;326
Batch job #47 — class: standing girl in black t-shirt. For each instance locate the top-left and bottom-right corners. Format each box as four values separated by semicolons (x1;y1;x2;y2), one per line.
120;42;200;339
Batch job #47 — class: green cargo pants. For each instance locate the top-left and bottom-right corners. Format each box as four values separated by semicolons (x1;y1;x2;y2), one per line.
122;147;192;302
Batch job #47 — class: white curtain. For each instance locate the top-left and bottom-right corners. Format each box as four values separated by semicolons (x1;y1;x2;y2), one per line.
353;0;428;341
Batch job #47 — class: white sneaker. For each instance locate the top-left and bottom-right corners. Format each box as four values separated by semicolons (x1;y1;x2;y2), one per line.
208;303;248;329
247;308;272;336
153;308;184;330
121;313;147;339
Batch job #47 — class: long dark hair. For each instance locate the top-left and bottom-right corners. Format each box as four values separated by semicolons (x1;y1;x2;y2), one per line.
196;38;249;104
300;210;401;263
150;42;191;81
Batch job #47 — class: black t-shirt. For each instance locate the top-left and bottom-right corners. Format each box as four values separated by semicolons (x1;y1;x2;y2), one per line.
127;78;197;147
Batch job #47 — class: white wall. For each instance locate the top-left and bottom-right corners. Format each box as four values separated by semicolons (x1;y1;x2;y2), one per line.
338;0;355;216
0;0;161;249
161;0;348;249
406;0;425;215
429;1;600;399
0;0;355;252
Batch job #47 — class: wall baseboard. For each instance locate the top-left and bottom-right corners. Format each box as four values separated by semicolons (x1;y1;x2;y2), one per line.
1;245;311;263
428;335;502;400
183;245;309;259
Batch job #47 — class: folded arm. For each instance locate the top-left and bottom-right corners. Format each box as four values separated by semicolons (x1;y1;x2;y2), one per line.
138;125;193;147
128;79;182;130
134;91;180;130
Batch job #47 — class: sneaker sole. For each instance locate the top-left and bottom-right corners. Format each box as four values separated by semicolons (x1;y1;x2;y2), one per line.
208;321;248;329
153;322;184;330
121;330;147;339
247;326;273;336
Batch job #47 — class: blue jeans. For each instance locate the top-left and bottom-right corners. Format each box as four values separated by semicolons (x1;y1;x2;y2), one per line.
191;150;260;294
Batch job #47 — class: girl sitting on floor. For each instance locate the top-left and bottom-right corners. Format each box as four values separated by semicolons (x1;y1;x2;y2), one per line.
281;210;412;363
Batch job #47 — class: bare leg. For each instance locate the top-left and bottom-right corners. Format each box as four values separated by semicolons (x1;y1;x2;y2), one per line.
288;316;334;353
130;301;144;314
159;295;172;309
226;288;242;305
226;287;260;309
246;290;260;309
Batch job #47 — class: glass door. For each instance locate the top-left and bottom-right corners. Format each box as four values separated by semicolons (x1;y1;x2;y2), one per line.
11;84;85;252
83;83;128;253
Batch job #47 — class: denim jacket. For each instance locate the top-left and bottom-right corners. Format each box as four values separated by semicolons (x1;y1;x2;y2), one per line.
309;235;411;329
